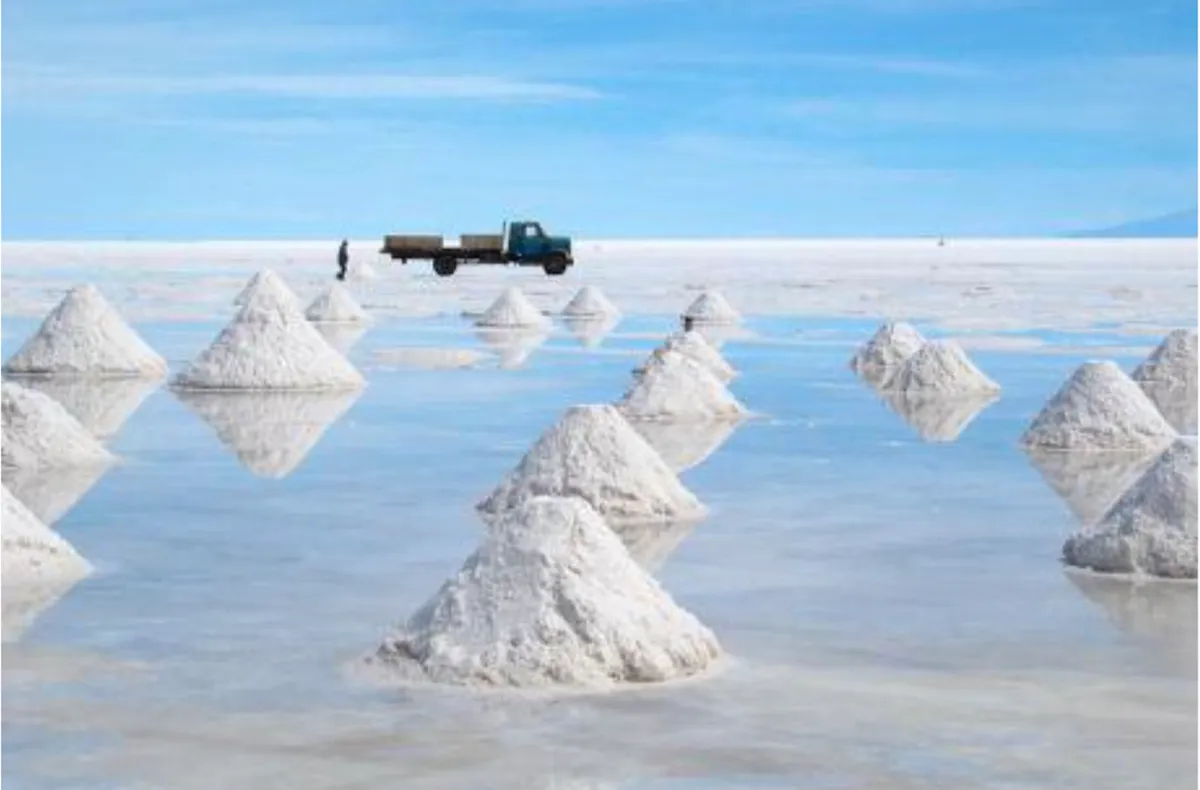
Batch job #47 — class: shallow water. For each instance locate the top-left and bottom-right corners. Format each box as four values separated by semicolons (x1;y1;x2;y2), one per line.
2;313;1195;790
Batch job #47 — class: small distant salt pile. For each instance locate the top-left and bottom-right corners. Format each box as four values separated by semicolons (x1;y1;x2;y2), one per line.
1;382;115;471
631;419;738;473
562;286;620;319
366;497;721;689
2;485;91;586
476;287;552;329
2;284;166;379
882;390;996;443
639;331;736;384
1021;361;1176;451
1063;440;1198;578
478;404;706;524
1132;329;1198;434
176;390;361;478
681;290;740;325
174;278;365;391
233;269;301;309
305;283;371;324
22;377;159;440
849;322;925;384
618;351;747;422
1025;449;1158;526
886;340;999;396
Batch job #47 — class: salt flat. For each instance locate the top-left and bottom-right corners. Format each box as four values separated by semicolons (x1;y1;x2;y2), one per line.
2;239;1195;333
1;242;1196;789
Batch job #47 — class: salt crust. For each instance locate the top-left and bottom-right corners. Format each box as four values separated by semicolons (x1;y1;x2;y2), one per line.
478;404;707;525
1021;361;1176;451
174;274;365;391
175;389;361;478
305;283;371;324
562;286;620;319
2;485;91;586
367;496;722;689
618;350;747;422
885;340;1000;395
681;290;740;324
1;381;115;471
477;288;552;329
1063;440;1198;578
849;322;925;385
2;284;166;379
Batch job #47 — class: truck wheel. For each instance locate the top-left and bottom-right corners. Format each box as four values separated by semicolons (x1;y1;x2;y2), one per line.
543;254;569;276
433;258;458;277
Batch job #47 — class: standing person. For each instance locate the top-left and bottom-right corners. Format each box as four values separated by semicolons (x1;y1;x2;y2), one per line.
336;239;349;281
682;315;695;332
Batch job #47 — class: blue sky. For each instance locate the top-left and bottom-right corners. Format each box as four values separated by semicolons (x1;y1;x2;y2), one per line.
3;0;1196;239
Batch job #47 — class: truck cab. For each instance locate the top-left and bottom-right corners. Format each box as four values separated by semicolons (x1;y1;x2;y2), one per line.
506;221;573;274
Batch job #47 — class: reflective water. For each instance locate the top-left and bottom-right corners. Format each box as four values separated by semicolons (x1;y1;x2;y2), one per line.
2;314;1195;789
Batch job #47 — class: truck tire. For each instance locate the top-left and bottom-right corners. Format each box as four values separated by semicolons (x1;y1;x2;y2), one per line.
543;254;569;276
433;257;458;277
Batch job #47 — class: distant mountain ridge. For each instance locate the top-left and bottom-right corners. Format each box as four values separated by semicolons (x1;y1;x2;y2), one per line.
1070;209;1197;239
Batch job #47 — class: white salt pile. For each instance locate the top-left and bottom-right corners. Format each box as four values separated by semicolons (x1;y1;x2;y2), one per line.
476;287;552;329
2;485;91;586
174;281;365;391
681;289;740;325
562;286;620;319
22;377;159;440
619;350;748;422
478;404;707;524
639;331;736;384
1063;440;1198;578
305;283;371;324
365;496;721;689
1025;449;1158;526
881;390;996;443
1;382;115;471
886;340;1000;395
631;418;738;473
1133;329;1198;434
2;284;167;379
849;322;925;382
176;390;362;478
233;269;301;309
1021;361;1176;451
373;347;486;370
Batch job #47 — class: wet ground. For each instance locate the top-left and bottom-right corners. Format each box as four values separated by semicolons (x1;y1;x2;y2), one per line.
2;311;1195;790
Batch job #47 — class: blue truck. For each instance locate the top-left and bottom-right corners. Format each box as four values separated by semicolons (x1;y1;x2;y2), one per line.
379;220;574;277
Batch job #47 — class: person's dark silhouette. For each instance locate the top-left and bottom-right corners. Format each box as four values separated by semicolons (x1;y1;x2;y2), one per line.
336;240;349;281
682;316;695;332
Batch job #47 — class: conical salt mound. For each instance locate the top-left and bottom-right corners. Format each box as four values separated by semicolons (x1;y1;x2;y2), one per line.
233;269;301;309
887;340;999;395
1133;329;1198;434
640;331;736;384
22;377;159;440
681;290;740;325
1133;329;1197;387
2;285;166;379
366;497;722;689
1063;440;1198;578
1025;448;1158;526
176;389;361;478
1021;361;1176;451
305;283;371;324
850;322;925;383
477;287;551;329
478;404;706;524
174;282;365;391
1;382;116;471
562;286;619;319
2;485;92;586
619;351;747;422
